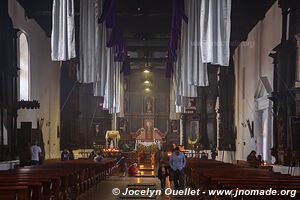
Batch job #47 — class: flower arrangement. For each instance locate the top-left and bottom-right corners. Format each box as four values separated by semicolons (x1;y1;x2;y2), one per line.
137;144;158;154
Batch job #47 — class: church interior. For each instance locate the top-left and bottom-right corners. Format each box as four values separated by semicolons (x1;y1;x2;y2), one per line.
1;0;300;199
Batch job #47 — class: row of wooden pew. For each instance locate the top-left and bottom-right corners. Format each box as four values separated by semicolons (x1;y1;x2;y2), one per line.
0;158;116;200
186;158;300;200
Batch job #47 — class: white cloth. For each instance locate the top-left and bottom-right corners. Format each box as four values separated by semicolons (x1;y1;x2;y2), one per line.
183;0;209;87
78;0;121;114
51;0;76;61
31;145;42;161
200;0;231;66
79;0;108;85
172;0;231;109
103;54;121;114
173;37;197;108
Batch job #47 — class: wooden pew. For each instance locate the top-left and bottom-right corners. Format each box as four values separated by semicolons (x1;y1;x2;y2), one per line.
0;158;116;200
0;159;115;199
186;159;300;200
0;186;29;200
0;182;42;200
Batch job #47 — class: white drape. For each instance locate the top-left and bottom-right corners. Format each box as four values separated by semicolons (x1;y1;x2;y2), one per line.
92;27;111;96
172;0;231;110
79;0;107;85
79;0;121;113
181;0;208;86
182;1;209;87
103;52;121;114
200;0;231;66
173;27;197;108
51;0;76;61
176;44;198;97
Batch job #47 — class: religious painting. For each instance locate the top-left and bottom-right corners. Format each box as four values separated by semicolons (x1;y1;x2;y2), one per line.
144;118;154;140
93;122;103;137
119;118;128;134
171;120;178;133
144;96;154;113
186;120;199;148
95;124;100;136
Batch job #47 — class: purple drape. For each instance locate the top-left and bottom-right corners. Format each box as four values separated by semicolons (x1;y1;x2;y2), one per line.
121;56;131;76
98;0;116;28
166;0;188;77
99;0;130;75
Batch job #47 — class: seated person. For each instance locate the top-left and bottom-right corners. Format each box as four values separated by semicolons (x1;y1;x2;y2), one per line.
94;151;104;162
200;152;208;160
61;149;69;161
128;163;139;176
89;151;96;159
256;155;263;166
247;150;257;167
68;149;75;160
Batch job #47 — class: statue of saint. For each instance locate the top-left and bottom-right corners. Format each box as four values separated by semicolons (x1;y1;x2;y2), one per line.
146;98;152;113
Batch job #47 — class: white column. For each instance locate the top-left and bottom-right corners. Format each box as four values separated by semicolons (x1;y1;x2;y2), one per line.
256;111;263;157
262;109;271;162
268;104;274;163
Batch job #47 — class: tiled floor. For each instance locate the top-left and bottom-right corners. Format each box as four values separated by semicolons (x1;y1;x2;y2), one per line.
77;176;176;200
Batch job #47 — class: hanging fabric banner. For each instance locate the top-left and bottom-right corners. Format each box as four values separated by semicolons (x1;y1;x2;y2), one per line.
170;0;231;111
166;0;188;77
51;0;76;61
200;0;231;66
184;0;209;87
78;0;110;96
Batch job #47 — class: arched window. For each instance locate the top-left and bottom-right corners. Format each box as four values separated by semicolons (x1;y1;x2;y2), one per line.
18;33;30;100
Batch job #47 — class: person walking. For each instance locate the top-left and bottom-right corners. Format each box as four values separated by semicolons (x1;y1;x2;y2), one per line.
169;147;186;190
30;141;42;165
117;153;127;177
158;161;169;191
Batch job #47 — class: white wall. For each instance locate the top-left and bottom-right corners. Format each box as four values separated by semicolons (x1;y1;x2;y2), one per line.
8;0;61;159
220;1;282;163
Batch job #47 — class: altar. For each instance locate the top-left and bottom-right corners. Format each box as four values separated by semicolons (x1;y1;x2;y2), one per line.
130;119;166;165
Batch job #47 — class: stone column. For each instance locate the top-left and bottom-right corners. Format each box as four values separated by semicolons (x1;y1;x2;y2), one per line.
294;35;300;88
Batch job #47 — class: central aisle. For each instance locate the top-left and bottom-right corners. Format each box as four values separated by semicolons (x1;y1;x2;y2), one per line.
78;176;173;200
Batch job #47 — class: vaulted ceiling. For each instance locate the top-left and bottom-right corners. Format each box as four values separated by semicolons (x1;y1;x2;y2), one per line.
17;0;276;69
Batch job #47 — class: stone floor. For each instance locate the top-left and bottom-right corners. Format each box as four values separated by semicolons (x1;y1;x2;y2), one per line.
77;176;203;200
77;176;164;200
